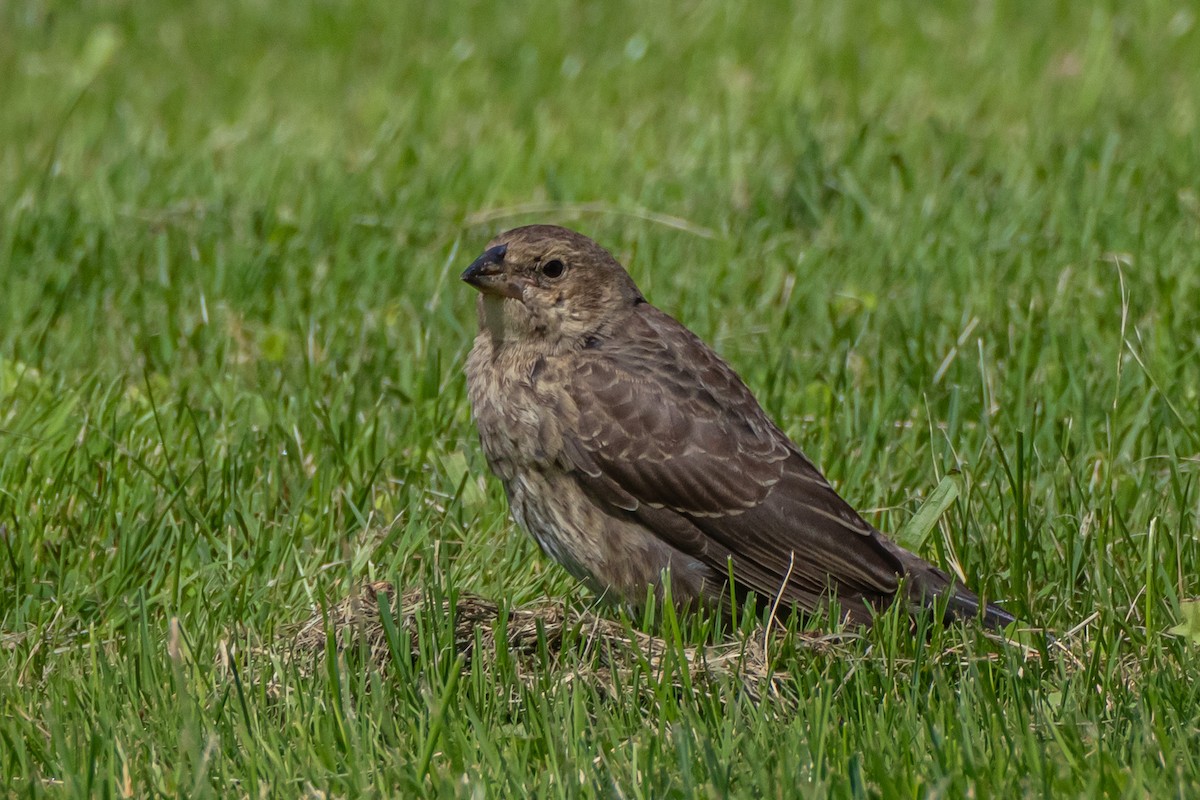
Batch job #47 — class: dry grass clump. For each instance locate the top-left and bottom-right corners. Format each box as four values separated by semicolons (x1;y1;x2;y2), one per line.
242;582;1057;707
252;582;856;702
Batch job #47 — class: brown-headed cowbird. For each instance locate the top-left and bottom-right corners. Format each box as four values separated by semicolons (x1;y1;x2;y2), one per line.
463;225;1014;629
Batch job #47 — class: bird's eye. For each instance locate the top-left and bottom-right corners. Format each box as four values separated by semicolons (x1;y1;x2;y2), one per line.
540;259;565;278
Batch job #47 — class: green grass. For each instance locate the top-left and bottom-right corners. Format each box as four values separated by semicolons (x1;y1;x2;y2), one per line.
2;0;1199;795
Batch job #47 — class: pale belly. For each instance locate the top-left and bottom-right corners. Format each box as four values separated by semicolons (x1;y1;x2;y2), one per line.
502;468;718;608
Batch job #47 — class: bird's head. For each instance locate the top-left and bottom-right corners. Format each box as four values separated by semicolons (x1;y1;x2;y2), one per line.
462;225;644;349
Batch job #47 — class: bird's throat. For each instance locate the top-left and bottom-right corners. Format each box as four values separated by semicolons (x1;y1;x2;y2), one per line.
478;294;517;343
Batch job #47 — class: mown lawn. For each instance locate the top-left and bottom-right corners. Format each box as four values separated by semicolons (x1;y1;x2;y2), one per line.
2;1;1198;796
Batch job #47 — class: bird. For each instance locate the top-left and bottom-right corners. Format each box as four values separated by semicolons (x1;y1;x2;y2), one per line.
462;224;1014;630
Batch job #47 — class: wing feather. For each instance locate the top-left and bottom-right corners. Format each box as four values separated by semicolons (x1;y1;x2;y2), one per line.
564;305;904;611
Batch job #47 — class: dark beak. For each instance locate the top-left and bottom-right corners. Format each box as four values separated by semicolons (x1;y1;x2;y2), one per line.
461;244;522;300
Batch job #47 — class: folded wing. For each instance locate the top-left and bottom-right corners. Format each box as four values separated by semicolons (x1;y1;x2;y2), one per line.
563;305;905;618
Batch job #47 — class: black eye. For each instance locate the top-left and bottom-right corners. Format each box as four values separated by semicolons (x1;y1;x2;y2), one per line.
541;259;565;278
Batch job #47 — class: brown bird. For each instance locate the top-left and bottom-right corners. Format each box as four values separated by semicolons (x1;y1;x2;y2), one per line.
463;224;1014;629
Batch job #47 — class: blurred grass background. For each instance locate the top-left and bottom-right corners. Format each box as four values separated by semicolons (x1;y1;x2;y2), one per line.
1;0;1198;796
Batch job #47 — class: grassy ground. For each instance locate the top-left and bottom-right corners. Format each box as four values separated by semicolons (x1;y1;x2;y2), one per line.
2;0;1199;796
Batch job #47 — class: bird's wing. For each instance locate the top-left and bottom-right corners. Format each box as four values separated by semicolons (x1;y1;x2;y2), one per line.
562;305;903;605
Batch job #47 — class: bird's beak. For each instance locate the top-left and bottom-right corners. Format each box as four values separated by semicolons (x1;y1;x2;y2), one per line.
461;244;523;300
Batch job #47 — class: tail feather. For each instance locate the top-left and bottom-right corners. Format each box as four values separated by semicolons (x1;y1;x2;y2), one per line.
940;582;1017;630
880;538;1017;631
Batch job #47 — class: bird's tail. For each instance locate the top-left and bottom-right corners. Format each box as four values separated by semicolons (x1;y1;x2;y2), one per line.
938;581;1016;631
881;540;1016;631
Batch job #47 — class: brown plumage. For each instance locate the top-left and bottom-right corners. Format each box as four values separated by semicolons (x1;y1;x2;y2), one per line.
462;224;1013;629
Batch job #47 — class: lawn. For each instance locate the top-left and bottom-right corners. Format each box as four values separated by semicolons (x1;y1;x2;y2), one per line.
1;1;1199;796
